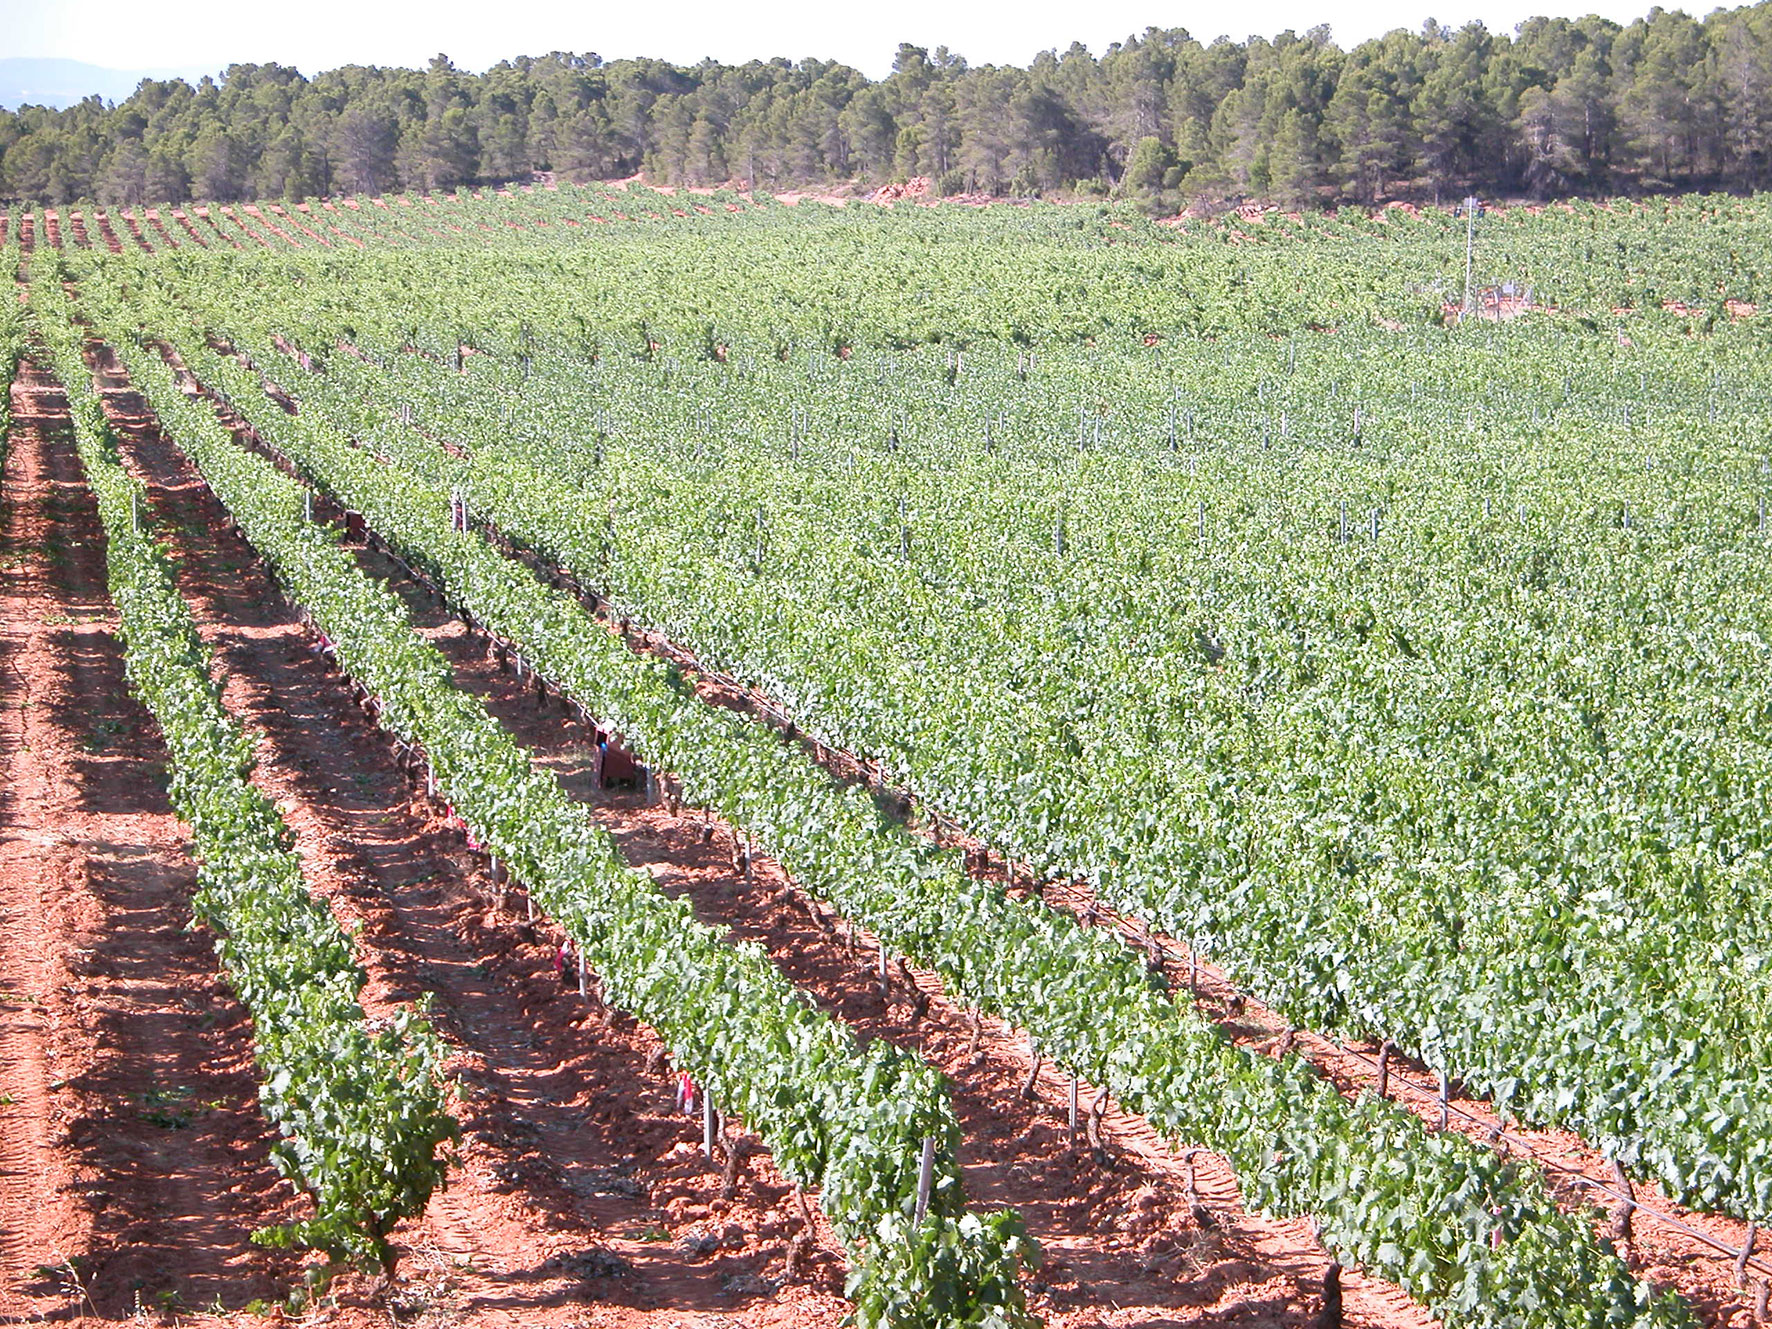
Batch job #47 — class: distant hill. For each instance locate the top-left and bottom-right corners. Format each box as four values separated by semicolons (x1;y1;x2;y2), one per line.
0;58;216;109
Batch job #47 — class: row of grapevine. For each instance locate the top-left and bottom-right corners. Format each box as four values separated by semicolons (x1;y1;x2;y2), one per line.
0;241;21;459
84;205;1772;1238
123;285;1700;1327
23;257;457;1274
262;185;1772;346
285;307;1772;1233
67;275;1039;1329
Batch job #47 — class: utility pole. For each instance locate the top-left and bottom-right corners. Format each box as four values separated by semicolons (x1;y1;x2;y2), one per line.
1462;196;1482;315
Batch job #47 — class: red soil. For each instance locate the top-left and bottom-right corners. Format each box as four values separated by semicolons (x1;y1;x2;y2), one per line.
265;204;330;247
241;206;303;249
218;208;271;249
168;210;207;247
0;360;306;1319
90;211;129;255
142;210;179;250
191;207;242;250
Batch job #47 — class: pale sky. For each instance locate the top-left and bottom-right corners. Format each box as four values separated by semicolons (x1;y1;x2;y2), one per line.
0;0;1702;79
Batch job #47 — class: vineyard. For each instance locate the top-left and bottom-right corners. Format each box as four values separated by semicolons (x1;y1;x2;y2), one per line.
0;185;1769;1329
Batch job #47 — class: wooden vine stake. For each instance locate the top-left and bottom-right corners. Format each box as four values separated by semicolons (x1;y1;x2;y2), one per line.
914;1136;936;1224
1437;1069;1450;1130
1610;1158;1636;1243
703;1085;716;1160
1317;1261;1344;1329
1085;1087;1110;1159
1068;1074;1079;1137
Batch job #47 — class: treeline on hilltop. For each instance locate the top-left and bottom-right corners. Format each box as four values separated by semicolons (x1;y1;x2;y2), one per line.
7;3;1772;211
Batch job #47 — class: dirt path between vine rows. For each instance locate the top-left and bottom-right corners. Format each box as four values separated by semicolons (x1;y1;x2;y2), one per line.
110;211;153;255
90;211;130;256
86;344;857;1329
141;210;179;251
0;358;302;1319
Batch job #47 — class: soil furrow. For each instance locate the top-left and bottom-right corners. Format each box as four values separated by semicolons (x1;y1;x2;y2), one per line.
190;209;240;250
110;211;152;255
168;211;205;247
0;360;300;1319
142;211;179;251
267;204;329;247
89;212;126;256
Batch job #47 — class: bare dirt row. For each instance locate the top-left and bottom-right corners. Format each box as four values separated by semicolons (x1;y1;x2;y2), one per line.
0;361;304;1320
113;211;153;254
142;210;180;251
